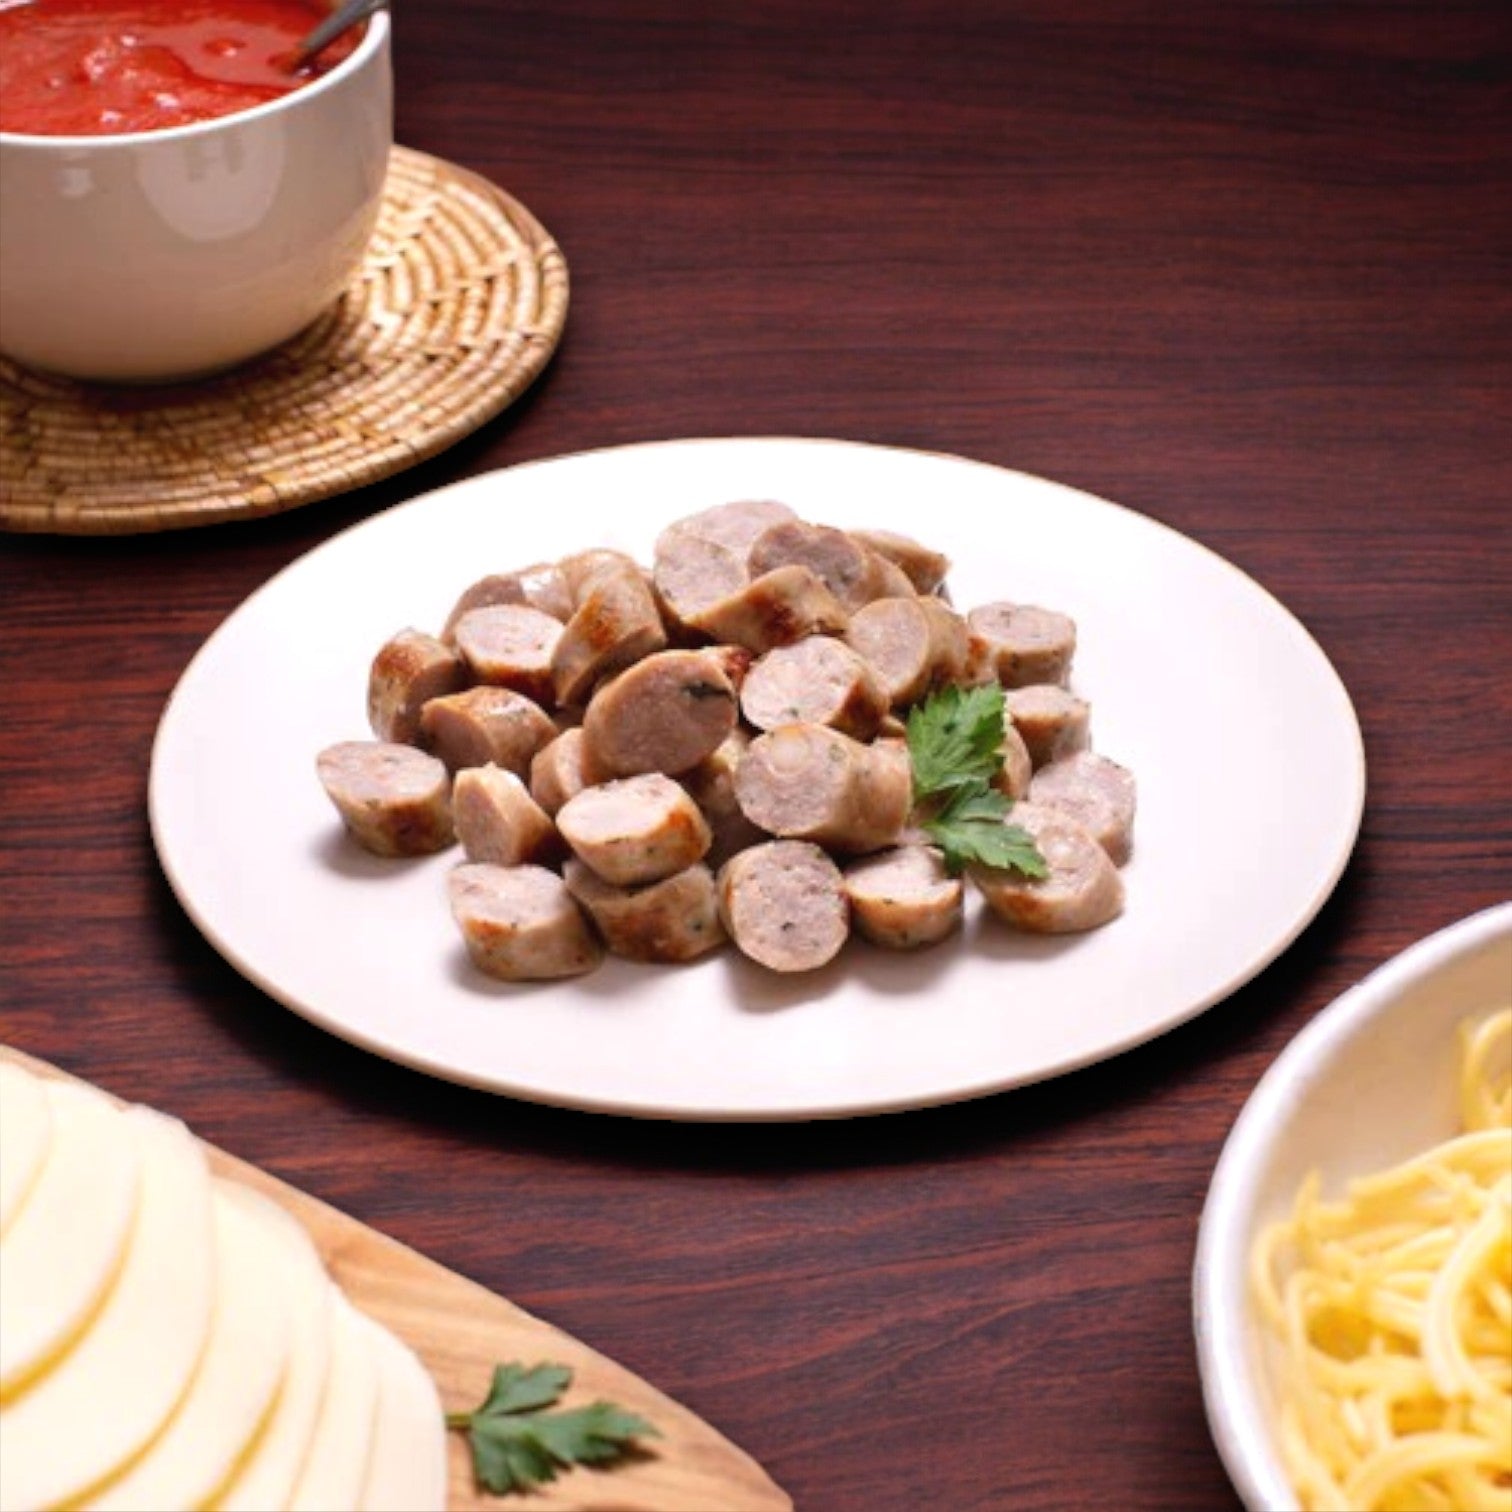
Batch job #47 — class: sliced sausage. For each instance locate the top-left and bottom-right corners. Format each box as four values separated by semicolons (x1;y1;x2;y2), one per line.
966;603;1077;688
844;596;968;707
1028;751;1136;865
452;605;564;705
747;521;895;611
679;729;767;867
739;637;888;739
656;499;799;557
316;741;454;857
970;801;1123;934
687;565;849;652
734;724;911;853
551;556;668;705
843;846;963;949
447;863;602;981
367;629;465;745
528;727;607;816
418;686;556;776
439;563;572;642
717;841;849;973
563;860;726;963
557;773;712;886
452;765;561;867
848;529;950;595
652;534;748;629
992;722;1034;800
582;650;739;777
1003;685;1091;768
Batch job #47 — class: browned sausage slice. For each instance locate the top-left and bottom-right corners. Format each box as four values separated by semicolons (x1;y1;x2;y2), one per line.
452;605;564;705
563;860;727;963
655;499;799;557
453;765;561;867
1028;751;1136;865
844;596;968;707
581;650;739;777
679;729;767;867
1003;685;1091;768
717;840;850;973
992;722;1034;800
734;724;911;853
367;629;465;745
686;565;849;652
556;773;712;885
316;741;455;857
439;562;573;641
528;727;607;816
448;863;603;981
848;529;950;594
966;603;1077;688
843;846;963;949
970;801;1123;934
418;686;557;776
739;637;888;739
747;521;895;611
551;557;668;705
652;532;751;628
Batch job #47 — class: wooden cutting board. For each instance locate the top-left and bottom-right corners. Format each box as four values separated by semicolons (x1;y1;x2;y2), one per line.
1;1046;790;1512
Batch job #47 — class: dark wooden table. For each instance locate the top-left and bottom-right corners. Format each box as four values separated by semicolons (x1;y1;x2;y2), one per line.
4;4;1508;1508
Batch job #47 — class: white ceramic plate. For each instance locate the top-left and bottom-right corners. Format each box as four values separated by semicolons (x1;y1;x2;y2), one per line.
1193;901;1512;1510
150;437;1366;1120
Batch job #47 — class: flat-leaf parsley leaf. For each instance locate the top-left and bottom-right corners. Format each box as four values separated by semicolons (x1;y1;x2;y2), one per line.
924;783;1048;877
447;1362;659;1496
906;684;1047;879
905;683;1007;796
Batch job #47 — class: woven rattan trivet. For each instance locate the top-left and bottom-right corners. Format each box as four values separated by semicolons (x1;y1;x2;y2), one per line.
0;146;568;534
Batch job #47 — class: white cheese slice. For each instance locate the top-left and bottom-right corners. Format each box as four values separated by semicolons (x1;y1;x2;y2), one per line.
85;1183;295;1511
0;1062;53;1238
0;1078;144;1395
0;1104;215;1511
212;1183;335;1512
288;1289;382;1512
356;1311;448;1512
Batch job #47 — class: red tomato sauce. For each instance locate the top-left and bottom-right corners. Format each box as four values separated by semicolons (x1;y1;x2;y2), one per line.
0;0;360;136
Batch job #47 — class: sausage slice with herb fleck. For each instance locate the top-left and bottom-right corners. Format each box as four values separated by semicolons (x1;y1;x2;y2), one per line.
367;629;465;745
564;860;726;963
448;863;602;981
582;649;739;777
717;840;850;973
317;741;455;857
970;801;1123;934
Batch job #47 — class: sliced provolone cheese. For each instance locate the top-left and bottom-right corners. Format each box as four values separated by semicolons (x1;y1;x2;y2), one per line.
0;1078;143;1396
213;1184;335;1512
357;1311;448;1512
0;1062;53;1238
86;1184;295;1511
0;1105;215;1511
288;1290;382;1512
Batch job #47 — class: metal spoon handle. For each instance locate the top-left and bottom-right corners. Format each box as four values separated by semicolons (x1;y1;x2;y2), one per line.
289;0;389;69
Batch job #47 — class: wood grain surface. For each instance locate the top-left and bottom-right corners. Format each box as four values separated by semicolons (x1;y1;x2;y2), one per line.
2;3;1508;1509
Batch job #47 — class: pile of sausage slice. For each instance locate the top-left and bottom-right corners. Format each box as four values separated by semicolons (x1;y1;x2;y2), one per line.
316;500;1135;981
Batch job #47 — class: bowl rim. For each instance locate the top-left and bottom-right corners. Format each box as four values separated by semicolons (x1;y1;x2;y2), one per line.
1192;898;1512;1512
0;6;389;150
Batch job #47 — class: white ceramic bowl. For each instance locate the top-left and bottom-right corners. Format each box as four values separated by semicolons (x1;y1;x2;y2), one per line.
0;13;391;382
1193;900;1512;1510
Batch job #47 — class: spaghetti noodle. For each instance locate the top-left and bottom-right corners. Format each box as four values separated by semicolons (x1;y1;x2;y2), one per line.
1252;1009;1512;1512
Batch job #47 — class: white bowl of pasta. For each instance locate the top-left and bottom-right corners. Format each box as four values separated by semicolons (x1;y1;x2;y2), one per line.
1194;901;1512;1512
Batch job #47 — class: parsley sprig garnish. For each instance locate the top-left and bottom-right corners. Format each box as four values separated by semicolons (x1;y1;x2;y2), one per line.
447;1362;659;1496
906;684;1048;878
